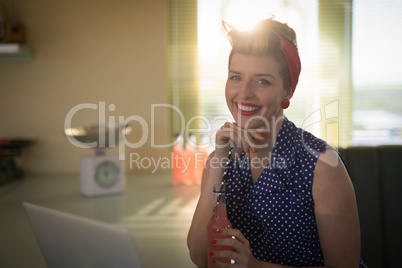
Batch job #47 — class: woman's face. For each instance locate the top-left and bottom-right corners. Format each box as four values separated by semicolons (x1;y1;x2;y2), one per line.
225;53;289;130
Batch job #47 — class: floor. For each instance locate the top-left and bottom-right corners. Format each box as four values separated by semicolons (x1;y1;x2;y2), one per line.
0;172;200;268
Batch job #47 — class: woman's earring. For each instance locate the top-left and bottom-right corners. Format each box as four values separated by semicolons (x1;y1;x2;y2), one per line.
281;98;290;109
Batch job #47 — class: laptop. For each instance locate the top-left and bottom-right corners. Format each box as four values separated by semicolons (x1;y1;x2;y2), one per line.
23;202;143;268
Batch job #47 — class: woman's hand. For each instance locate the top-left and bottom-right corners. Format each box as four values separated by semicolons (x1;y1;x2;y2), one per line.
215;122;266;158
188;122;267;268
210;228;261;268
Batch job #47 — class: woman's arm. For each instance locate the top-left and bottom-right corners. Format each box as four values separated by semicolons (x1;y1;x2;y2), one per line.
187;151;228;267
187;122;263;267
312;149;361;268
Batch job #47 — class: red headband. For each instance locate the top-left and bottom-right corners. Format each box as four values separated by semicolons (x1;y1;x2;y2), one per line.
279;36;301;94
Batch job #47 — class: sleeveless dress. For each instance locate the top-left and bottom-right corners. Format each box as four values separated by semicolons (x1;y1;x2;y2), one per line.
225;117;366;267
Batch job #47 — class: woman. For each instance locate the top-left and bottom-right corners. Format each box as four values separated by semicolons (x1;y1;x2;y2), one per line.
187;17;366;268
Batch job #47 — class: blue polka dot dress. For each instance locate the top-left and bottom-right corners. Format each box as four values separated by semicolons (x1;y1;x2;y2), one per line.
226;117;367;267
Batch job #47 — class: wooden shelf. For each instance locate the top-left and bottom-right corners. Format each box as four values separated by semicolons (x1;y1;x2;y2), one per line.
0;47;33;63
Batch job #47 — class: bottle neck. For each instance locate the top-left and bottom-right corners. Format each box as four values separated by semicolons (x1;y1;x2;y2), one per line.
213;191;228;218
213;191;226;205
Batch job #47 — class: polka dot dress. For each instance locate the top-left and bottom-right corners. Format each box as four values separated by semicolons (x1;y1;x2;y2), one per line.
226;117;367;267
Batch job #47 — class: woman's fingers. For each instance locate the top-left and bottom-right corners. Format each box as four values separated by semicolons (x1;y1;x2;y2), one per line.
216;123;243;152
222;229;251;251
211;229;254;267
229;123;251;153
216;122;269;155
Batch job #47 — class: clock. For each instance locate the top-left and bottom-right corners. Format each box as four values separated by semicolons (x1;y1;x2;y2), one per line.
80;155;125;197
95;161;120;188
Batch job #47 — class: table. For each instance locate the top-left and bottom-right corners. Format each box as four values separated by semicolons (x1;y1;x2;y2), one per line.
0;173;200;268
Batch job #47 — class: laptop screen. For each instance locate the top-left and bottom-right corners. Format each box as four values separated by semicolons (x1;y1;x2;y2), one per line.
23;202;143;268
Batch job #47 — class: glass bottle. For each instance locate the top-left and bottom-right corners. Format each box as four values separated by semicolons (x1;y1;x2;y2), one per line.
207;184;232;267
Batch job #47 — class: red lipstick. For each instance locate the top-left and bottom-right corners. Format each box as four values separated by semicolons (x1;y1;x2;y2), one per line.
236;102;261;116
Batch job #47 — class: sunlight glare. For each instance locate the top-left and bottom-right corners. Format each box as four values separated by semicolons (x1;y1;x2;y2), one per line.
223;0;280;31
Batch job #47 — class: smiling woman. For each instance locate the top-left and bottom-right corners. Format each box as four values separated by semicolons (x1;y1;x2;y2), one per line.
196;0;324;149
225;54;287;129
187;15;367;268
168;1;402;267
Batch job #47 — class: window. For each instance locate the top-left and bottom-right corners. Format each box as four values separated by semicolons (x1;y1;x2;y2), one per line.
351;0;402;145
169;0;402;149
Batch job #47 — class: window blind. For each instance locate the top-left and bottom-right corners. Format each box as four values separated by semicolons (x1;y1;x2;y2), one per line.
169;0;402;148
351;0;402;145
